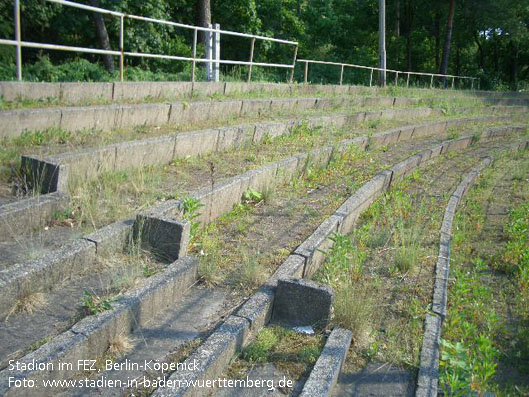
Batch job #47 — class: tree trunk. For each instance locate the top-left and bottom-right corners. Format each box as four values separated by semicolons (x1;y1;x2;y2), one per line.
513;41;519;90
439;0;456;84
88;0;115;73
473;33;484;69
434;11;441;69
395;0;400;37
195;0;211;45
405;0;414;72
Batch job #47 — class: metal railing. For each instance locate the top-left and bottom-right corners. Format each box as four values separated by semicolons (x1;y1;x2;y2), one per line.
298;59;480;90
1;0;298;82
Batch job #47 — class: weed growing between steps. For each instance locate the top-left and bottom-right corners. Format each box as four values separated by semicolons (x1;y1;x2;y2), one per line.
312;148;503;377
227;326;325;388
439;151;529;395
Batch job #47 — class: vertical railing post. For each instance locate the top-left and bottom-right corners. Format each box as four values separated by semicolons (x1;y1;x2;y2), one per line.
14;0;22;80
213;23;220;82
369;69;373;87
191;28;197;82
247;37;255;83
477;79;480;91
289;45;298;83
205;24;213;81
119;15;124;82
339;64;344;85
304;60;308;84
406;72;410;88
430;74;434;88
451;77;455;89
471;79;474;90
394;71;399;87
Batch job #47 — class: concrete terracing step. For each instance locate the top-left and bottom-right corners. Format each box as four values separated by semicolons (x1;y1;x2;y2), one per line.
1;119;526;395
150;137;528;397
0;92;426;138
0;118;525;325
1;105;525;245
2;81;528;107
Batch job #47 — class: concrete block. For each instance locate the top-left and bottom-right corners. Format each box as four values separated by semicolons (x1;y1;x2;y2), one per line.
310;146;334;169
295;215;341;277
173;129;219;158
167;102;186;125
206;100;243;123
132;256;198;327
336;174;387;234
253;122;290;143
60;82;113;104
114;135;175;170
270;98;297;113
246;163;278;193
391;154;423;179
0;191;69;240
216;126;245;151
194;177;245;225
20;156;63;194
364;111;383;122
0;330;89;396
83;218;134;256
416;314;441;397
0;82;61;101
134;213;190;262
441;137;473;154
118;103;171;129
192;82;225;96
113;82;192;101
299;328;353;397
60;104;120;132
52;145;116;182
153;315;251;397
235;285;275;335
0;107;62;138
272;278;333;331
276;155;301;184
296;97;318;110
270;254;306;283
240;99;272;117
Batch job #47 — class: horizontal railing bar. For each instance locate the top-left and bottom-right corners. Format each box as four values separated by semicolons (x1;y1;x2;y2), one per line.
124;51;293;68
298;58;479;81
0;40;293;69
47;0;297;46
0;38;121;56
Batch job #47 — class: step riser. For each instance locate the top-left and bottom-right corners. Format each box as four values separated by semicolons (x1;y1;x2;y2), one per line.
1;94;418;138
2;81;529;106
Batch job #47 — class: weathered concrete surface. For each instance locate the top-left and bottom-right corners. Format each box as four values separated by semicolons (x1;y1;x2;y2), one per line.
83;218;133;256
67;286;227;397
333;362;415;397
153;315;251;397
134;213;190;262
215;363;305;397
295;215;342;278
416;314;442;397
0;191;69;240
0;256;198;395
0;238;96;318
300;328;353;397
271;278;333;331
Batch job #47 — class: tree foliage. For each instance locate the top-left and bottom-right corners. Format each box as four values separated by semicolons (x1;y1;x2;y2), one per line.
0;0;527;89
